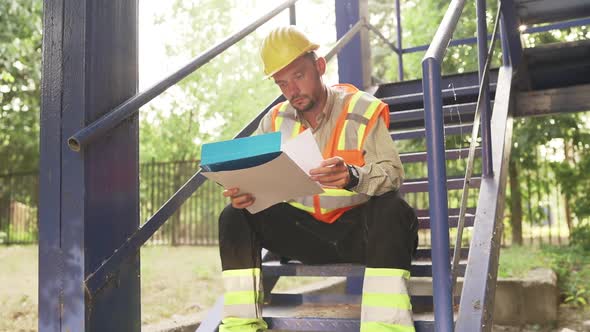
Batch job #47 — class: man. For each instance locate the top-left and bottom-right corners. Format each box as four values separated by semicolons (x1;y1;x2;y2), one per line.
217;26;418;332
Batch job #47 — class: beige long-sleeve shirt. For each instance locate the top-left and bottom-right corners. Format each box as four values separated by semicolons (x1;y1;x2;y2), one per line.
257;86;404;196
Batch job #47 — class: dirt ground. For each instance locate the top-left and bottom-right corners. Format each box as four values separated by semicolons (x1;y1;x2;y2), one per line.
493;304;590;332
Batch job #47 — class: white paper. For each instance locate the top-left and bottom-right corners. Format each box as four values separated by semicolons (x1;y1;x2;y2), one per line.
202;153;324;214
281;129;324;175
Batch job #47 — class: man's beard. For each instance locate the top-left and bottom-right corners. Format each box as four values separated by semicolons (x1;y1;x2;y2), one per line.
291;95;316;112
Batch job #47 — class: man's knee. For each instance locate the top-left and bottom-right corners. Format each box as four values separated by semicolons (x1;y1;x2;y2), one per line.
367;191;419;253
371;191;417;226
219;204;252;243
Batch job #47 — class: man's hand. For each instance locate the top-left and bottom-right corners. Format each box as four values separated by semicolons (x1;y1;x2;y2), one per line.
309;156;350;189
223;187;255;209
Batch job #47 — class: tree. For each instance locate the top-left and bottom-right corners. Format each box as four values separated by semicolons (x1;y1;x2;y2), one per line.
0;0;42;174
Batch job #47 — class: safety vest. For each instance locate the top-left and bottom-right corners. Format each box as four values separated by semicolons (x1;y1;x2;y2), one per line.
270;84;390;223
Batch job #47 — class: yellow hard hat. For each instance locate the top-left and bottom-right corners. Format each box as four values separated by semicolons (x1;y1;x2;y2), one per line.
260;26;319;78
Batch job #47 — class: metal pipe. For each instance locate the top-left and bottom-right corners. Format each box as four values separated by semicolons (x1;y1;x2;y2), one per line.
424;0;467;61
422;58;454;332
324;20;365;63
477;0;493;177
395;0;404;81
365;23;400;53
421;0;468;329
67;0;298;151
289;4;296;25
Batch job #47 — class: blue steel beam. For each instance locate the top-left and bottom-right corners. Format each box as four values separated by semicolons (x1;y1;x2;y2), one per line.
40;0;140;331
522;17;590;34
39;0;64;330
499;0;522;68
456;66;514;332
335;0;364;88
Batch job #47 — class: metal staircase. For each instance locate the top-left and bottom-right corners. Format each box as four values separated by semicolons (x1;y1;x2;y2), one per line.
39;0;590;331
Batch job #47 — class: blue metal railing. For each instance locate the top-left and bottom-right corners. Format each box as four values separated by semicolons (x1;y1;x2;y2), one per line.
420;0;516;329
67;0;298;151
421;1;467;329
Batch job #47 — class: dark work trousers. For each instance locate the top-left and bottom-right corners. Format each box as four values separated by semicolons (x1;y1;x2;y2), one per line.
218;191;419;271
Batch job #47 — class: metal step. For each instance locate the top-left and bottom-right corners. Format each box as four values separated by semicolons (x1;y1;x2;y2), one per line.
391;123;473;140
415;247;469;260
418;215;475;229
415;207;476;217
267;293;455;307
261;261;466;278
389;101;494;131
400;147;481;164
525;39;590;90
400;176;481;194
381;83;497;112
264;304;441;331
375;69;498;99
515;0;590;24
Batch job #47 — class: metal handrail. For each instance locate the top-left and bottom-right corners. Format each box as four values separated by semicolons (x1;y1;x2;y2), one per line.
366;23;400;54
84;21;364;295
421;0;467;330
68;0;298;152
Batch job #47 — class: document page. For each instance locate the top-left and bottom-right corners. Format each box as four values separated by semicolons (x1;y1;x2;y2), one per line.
281;129;324;175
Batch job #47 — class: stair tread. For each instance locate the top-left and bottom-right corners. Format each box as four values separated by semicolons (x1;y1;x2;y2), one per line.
262;260;467;278
264;303;453;331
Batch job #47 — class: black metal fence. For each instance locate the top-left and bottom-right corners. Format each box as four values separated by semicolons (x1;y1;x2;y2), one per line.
0;171;39;244
139;160;225;245
0;158;585;246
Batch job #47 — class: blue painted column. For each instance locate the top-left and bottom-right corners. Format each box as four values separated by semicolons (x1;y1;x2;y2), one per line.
39;1;140;331
335;0;370;88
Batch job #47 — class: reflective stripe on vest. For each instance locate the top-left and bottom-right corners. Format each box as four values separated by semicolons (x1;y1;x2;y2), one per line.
360;268;415;332
271;102;303;140
337;91;383;151
270;84;388;223
222;268;263;320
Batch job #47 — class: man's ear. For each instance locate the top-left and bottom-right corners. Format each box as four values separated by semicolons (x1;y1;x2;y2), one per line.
316;57;327;76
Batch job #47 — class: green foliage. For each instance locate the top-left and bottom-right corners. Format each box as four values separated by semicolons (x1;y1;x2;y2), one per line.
369;0;502;82
570;222;590;251
542;245;590;307
139;0;279;162
0;0;42;173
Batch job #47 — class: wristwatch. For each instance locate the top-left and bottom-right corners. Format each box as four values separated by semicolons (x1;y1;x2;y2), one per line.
344;164;360;191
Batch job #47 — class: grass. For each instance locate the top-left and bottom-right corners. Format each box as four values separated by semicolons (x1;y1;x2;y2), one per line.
498;245;549;278
2;244;588;331
0;245;37;332
0;245;316;331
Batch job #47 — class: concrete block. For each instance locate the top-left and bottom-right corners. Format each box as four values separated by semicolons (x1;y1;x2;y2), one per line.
493;268;559;326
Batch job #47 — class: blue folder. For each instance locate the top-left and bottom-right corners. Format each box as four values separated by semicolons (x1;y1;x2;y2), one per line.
200;132;282;172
